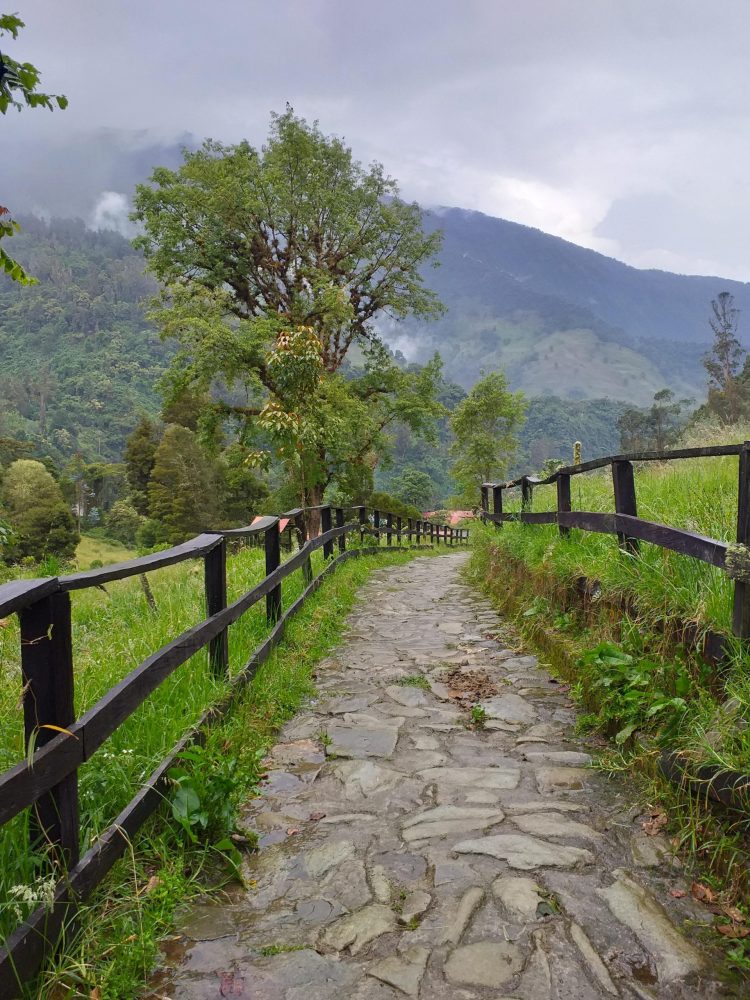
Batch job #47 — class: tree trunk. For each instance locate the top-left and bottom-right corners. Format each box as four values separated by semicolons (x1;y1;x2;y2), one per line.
303;482;325;538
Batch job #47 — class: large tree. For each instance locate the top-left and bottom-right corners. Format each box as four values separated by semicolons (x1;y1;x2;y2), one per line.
132;109;445;532
449;371;525;506
1;458;78;561
703;291;744;424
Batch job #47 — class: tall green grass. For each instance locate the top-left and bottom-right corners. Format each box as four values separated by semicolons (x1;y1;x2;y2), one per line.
499;452;738;632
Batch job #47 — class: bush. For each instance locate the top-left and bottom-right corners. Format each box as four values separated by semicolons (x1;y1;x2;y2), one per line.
1;459;79;562
106;500;144;546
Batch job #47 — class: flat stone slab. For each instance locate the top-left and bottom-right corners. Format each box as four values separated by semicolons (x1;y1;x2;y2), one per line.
417;764;520;790
596;873;705;983
444;940;525;988
402;805;505;842
332;760;403;797
454;833;594;870
535;766;590;793
368;945;429;996
322;903;398;955
385;684;429;708
326;724;399;758
511;812;602;842
442;885;484;944
399;891;431;924
492;876;543;920
523;749;592;766
479;692;537;724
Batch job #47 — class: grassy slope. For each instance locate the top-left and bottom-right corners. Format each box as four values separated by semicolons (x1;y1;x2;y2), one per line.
467;425;750;963
0;542;435;997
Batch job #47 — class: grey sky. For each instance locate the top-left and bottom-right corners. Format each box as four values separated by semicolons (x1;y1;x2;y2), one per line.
5;0;750;279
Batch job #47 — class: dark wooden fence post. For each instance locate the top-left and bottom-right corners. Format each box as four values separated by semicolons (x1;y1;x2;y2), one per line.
359;506;367;546
407;517;414;546
373;509;380;547
265;523;282;623
415;519;421;544
204;537;228;675
296;510;313;585
493;485;503;530
321;505;333;559
336;507;345;553
396;515;402;545
612;460;639;554
386;512;393;546
557;473;571;538
480;485;489;516
733;441;750;638
521;477;533;512
20;591;79;869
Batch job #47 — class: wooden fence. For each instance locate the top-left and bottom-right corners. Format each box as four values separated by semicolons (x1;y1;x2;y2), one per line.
480;443;750;640
0;505;468;995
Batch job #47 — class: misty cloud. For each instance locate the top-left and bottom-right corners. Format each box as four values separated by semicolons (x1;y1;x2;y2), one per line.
4;0;750;279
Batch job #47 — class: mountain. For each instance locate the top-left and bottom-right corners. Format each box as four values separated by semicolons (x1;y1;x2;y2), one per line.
2;201;747;469
390;207;750;404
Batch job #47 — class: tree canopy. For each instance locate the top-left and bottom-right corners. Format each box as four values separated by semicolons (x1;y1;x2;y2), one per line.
449;371;525;504
132;109;446;528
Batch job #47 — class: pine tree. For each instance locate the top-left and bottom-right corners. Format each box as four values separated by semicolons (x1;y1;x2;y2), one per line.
147;425;219;543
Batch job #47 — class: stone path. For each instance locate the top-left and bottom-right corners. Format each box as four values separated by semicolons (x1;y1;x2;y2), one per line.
149;553;735;999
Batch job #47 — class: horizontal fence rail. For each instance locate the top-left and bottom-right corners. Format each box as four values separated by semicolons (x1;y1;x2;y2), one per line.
480;441;750;641
0;505;469;995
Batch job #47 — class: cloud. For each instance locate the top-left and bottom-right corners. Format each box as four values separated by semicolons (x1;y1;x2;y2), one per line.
6;0;750;279
90;191;132;235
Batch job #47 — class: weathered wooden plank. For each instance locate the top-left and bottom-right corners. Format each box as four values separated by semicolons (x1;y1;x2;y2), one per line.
265;524;281;624
557;473;571;538
204;538;228;676
321;506;333;559
489;443;743;490
0;577;59;618
615;514;727;568
732;442;750;638
59;533;222;590
20;592;79;869
612;459;639;554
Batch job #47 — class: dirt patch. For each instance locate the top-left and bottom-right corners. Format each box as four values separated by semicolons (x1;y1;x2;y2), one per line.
440;667;499;702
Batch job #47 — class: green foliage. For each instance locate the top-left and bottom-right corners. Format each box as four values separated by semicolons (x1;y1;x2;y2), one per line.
1;458;78;561
396;674;431;689
469;703;487;729
0;218;166;461
124;417;159;510
390;467;435;510
703;292;744;424
0;13;67;113
618;389;691;451
106;500;143;547
450;370;525;504
368;490;421;522
147;425;219;543
132;109;445;516
576;641;690;745
168;743;259;848
517;396;625;471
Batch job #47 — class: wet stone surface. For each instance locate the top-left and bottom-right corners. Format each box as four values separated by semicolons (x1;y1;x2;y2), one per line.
148;553;735;999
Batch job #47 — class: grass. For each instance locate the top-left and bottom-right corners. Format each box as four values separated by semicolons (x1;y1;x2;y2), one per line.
75;534;136;569
0;538;433;998
396;674;431;689
467;426;750;973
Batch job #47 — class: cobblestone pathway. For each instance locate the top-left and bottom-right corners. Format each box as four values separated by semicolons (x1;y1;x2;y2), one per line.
150;553;733;999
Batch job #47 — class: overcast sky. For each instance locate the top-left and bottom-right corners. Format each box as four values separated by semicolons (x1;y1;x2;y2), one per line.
4;0;750;280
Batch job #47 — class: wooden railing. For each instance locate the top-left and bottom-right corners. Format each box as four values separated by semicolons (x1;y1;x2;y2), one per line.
0;504;468;994
480;443;750;639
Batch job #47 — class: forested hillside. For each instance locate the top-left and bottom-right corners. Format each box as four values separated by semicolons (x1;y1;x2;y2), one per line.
396;207;749;402
0;216;168;463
